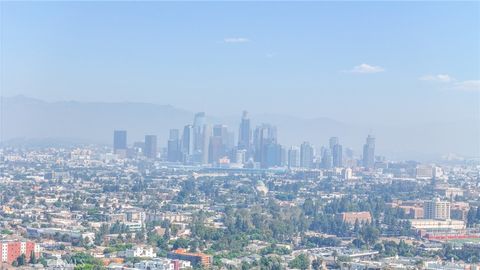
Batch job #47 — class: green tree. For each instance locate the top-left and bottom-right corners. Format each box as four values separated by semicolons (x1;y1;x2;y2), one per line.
467;207;477;227
260;256;284;270
289;254;310;270
361;225;379;247
173;238;189;249
16;254;26;266
302;198;316;216
29;251;37;264
189;240;199;252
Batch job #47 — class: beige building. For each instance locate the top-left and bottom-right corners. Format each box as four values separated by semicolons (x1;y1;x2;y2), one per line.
410;219;465;230
424;198;450;220
336;211;372;224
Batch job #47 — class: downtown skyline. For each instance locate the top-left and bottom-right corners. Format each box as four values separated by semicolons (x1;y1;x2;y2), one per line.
0;95;478;161
112;109;376;170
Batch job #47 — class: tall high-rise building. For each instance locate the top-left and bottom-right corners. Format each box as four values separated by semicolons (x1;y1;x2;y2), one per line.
167;129;181;162
424;198;451;220
193;112;206;152
182;125;194;159
238;111;251;151
280;146;287;167
261;142;282;168
202;124;211;164
213;124;228;139
321;149;333;169
144;135;157;159
332;144;343;167
193;112;206;128
208;136;224;164
288;146;300;168
329;137;339;150
113;130;127;154
300;142;314;168
362;135;375;169
167;140;181;162
253;124;277;162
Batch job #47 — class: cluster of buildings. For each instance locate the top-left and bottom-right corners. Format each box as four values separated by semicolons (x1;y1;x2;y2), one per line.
113;111;378;170
1;239;41;264
0;116;479;269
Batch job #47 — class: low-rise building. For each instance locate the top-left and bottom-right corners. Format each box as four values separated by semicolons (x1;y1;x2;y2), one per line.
167;249;212;268
134;258;191;270
121;245;156;258
336;211;372;224
410;219;465;230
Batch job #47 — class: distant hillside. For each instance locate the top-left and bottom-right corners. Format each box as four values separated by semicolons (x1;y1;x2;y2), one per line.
1;95;479;161
1;95;193;146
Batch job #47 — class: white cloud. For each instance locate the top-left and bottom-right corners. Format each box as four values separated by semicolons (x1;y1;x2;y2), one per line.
419;74;454;83
223;37;250;43
347;63;385;74
266;53;275;58
418;73;479;91
453;80;480;91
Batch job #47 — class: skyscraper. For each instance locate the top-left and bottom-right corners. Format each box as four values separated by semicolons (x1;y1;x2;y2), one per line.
332;144;343;167
329;137;339;150
144;135;157;159
321;149;333;169
238;111;251;151
261;142;282;168
168;142;180;162
253;124;277;163
300;142;314;168
193;112;206;152
213;125;234;162
113;130;127;154
213;124;228;139
182;125;194;160
167;129;181;162
362;135;375;169
201;124;211;164
288;146;300;168
208;136;224;164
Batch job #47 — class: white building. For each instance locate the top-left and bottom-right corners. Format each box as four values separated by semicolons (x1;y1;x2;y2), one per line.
123;246;156;258
134;258;191;270
343;168;353;180
410;219;465;230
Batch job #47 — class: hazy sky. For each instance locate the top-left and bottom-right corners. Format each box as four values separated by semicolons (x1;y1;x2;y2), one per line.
2;2;479;124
